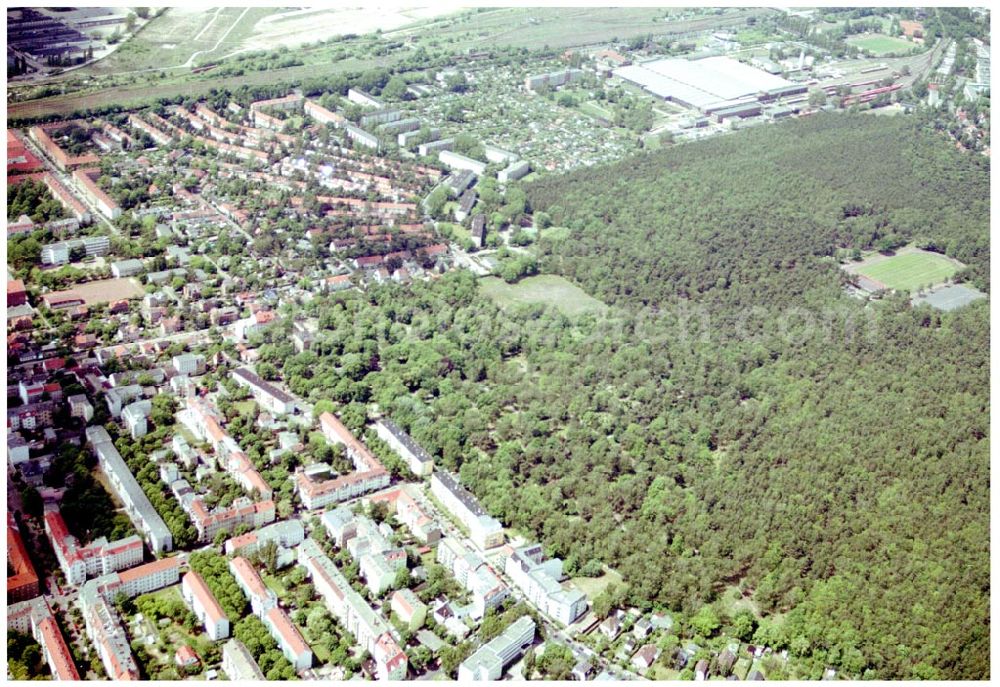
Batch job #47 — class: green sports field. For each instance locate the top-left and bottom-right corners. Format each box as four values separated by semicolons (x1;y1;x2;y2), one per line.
855;251;958;292
847;34;916;56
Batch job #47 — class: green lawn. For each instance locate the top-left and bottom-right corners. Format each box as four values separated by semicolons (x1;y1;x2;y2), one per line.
570;567;624;603
855;250;959;292
479;274;607;317
438;221;470;243
847;34;916;55
234;400;257;415
577;100;613;120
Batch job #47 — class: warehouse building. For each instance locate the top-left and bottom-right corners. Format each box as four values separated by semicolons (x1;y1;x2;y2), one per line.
614;56;791;112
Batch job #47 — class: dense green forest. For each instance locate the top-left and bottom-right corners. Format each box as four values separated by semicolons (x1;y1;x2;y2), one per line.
7;179;66;223
258;113;988;679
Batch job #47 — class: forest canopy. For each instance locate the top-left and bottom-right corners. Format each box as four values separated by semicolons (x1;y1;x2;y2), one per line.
262;113;987;680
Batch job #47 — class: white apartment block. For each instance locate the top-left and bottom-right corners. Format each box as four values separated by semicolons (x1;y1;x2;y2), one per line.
504;544;588;626
430;471;504;550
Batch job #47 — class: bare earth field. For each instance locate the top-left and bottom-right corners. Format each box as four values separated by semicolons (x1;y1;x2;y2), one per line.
52;277;144;305
243;6;458;51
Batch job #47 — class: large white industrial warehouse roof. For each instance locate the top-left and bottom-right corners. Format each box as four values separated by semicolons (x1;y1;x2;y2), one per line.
614;56;792;109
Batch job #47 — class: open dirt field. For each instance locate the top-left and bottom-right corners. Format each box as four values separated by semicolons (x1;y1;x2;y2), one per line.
50;277;144;305
242;6;458;52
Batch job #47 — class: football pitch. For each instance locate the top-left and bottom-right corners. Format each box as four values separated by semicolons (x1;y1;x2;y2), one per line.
855;250;959;292
847;34;916;56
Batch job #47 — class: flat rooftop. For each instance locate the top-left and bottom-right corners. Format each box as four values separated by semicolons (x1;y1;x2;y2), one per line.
615;56;791;110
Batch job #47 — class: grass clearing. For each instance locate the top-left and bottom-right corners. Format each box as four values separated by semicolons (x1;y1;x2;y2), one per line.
847;34;916;55
718;584;760;619
570;567;624;602
479;274;607;317
578;100;613;120
234;400;257;416
853;249;959;292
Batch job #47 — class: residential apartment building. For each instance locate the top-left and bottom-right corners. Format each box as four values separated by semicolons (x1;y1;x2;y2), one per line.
44;508;144;586
80;559;181;681
224;519;305;558
390;588;427;631
182;571;230;641
374;419;434;476
7;514;40;602
504;543;588;625
187;497;275;543
438;150;487;175
86;426;172;553
222;638;265;680
7;597;80;681
297;538;407;680
430;471;504;550
231;367;296;415
437;537;509;619
264;606;312;671
80;582;139;681
179;396;273;499
229;556;277;616
172;353;205;376
458;615;535;681
347;88;384;109
392;489;442;544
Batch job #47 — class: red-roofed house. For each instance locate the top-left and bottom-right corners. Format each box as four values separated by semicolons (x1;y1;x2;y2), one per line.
175;645;200;668
8;279;27;307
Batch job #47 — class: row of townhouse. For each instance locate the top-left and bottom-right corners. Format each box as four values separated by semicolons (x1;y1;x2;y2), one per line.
80;558;182;680
42;172;92;223
228;556;312;671
127;114;172;145
86;425;173;553
503;543;588;626
297;538;407;680
7;597;81;680
430;471;505;550
436;536;510;620
43;507;144;585
71;167;121;219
